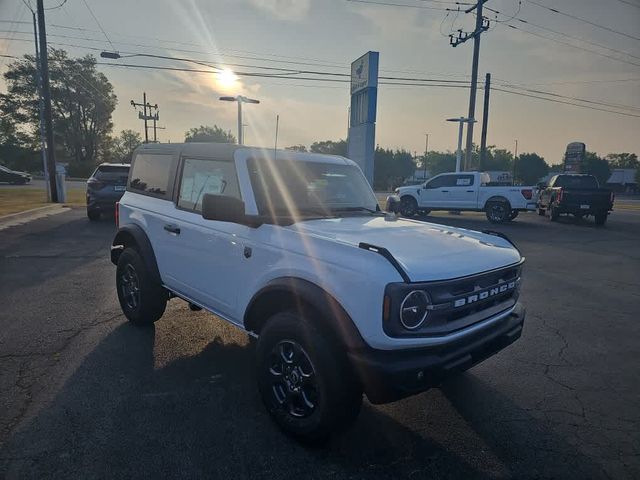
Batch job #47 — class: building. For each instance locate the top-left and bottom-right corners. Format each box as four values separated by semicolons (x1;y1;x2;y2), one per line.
606;169;638;194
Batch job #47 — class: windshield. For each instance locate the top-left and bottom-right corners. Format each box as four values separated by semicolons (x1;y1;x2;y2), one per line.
555;175;599;189
94;166;129;183
248;158;378;218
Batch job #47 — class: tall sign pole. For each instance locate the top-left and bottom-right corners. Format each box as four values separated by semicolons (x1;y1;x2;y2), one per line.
36;0;59;202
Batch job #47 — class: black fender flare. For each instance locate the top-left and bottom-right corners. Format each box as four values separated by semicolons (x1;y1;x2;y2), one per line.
111;224;162;285
243;277;367;351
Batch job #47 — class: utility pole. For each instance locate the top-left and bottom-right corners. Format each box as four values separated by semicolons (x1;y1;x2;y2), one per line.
31;10;49;200
36;0;58;202
479;73;491;171
449;0;490;171
423;133;429;180
131;93;158;143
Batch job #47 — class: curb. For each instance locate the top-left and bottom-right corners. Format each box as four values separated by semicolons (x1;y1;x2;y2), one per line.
0;204;67;223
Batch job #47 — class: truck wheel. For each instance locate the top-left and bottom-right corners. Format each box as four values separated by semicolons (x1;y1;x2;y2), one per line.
485;201;511;223
399;196;418;217
116;248;167;325
87;208;100;221
537;208;545;216
256;311;362;442
594;211;608;226
549;203;559;222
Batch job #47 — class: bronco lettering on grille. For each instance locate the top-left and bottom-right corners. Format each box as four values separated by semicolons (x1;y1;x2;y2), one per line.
453;280;517;308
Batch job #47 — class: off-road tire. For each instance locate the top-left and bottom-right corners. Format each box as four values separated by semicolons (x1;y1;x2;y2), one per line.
87;209;100;221
485;201;511;223
549;202;559;221
256;311;362;442
116;247;167;325
537;208;545;216
399;196;418;218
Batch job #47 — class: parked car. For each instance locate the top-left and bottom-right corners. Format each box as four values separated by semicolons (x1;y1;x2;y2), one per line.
86;163;130;220
389;172;537;223
111;143;526;441
537;174;614;225
0;165;31;184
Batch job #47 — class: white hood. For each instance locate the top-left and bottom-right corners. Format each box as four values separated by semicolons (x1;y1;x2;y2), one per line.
287;216;521;282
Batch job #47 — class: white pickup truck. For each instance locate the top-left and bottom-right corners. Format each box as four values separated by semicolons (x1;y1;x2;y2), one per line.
390;172;538;223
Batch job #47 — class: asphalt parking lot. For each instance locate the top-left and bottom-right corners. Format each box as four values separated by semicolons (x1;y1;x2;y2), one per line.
0;207;638;479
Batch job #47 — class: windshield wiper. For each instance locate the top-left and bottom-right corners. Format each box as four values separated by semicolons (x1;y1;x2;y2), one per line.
331;206;379;214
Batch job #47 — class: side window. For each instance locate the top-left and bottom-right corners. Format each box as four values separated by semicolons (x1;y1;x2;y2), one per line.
426;175;453;189
177;158;240;212
129;153;174;198
453;175;474;186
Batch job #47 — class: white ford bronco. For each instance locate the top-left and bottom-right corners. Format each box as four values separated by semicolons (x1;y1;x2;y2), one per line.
111;143;526;441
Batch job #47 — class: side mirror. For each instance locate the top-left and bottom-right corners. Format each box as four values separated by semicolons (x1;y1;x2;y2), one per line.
201;193;246;223
386;195;400;214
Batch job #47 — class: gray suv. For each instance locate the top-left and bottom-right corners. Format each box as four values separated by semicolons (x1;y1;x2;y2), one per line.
86;163;130;220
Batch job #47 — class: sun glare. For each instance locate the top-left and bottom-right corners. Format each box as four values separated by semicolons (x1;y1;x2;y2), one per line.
217;69;238;89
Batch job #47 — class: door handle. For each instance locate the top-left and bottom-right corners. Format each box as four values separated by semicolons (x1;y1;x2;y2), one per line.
164;224;181;235
466;190;474;192
441;190;449;193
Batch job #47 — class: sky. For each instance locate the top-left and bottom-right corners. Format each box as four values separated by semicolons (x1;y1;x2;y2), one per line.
1;0;639;165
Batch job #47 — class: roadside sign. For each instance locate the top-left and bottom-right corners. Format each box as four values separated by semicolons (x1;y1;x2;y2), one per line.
564;142;586;173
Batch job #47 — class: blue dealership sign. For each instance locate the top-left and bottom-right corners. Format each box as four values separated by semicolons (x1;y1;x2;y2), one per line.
348;52;379;185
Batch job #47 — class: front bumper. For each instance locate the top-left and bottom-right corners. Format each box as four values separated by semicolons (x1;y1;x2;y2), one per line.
347;302;525;404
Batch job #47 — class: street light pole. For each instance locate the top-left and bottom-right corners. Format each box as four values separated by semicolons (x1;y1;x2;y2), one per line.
219;95;260;145
447;117;476;172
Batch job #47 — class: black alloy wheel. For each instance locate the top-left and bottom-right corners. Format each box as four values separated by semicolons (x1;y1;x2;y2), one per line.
268;340;319;419
119;264;140;311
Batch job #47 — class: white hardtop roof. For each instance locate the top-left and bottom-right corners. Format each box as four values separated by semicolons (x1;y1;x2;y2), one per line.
135;142;356;166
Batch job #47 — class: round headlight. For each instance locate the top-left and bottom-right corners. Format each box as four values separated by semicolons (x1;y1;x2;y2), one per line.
400;290;430;330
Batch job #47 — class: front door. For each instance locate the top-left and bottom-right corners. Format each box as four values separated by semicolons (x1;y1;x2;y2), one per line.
165;156;248;321
448;174;477;209
418;174;455;209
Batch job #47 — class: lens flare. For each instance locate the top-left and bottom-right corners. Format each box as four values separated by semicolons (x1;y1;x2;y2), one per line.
217;69;238;88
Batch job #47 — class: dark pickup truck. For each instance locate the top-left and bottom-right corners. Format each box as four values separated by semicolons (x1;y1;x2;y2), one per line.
537;174;614;225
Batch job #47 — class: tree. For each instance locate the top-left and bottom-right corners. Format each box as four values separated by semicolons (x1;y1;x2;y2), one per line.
583;151;611;186
309;139;347;156
285;144;307;152
606;153;638;169
423;151;456;176
484;147;513;171
103;129;142;164
1;49;117;177
184;125;235;143
373;148;415;190
514;153;549;185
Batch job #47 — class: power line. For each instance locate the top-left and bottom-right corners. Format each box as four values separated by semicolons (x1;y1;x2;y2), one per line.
524;0;640;42
346;0;451;10
485;6;640;62
492;86;640;118
500;23;640;68
80;0;116;52
614;0;640;9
